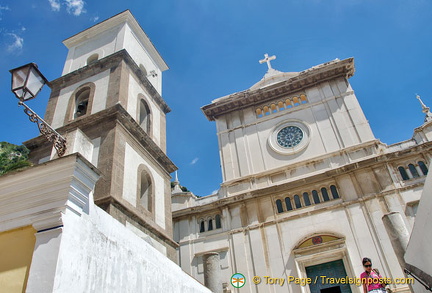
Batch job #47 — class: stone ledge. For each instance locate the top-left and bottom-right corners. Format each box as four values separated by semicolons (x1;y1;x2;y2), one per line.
0;153;100;232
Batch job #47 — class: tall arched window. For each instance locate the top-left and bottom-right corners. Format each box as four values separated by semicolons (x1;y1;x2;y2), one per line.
276;199;284;213
312;190;320;204
139;99;151;134
199;220;205;233
139;170;153;212
208;219;213;231
75;87;90;118
330;185;340;199
294;195;302;209
285;197;293;211
418;161;428;175
303;192;311;206
408;164;419;178
398;166;409;180
215;214;222;229
321;188;330;202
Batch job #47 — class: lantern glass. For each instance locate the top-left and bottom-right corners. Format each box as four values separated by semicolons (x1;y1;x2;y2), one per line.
10;63;48;102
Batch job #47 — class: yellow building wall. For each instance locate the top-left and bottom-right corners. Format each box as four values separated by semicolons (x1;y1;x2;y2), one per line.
0;226;36;293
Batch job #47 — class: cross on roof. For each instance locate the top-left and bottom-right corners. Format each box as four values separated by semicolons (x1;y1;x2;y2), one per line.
259;53;276;70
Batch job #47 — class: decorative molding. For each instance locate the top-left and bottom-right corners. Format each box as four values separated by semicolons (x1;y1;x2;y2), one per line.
25;103;177;174
0;154;99;233
202;58;355;121
49;49;171;114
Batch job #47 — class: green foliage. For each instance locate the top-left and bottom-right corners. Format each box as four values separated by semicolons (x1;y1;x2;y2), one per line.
170;180;190;192
0;142;32;175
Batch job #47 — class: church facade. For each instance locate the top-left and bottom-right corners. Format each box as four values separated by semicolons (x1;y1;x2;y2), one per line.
172;56;432;293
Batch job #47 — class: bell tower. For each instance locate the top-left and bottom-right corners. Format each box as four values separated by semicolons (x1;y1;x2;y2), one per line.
25;10;177;259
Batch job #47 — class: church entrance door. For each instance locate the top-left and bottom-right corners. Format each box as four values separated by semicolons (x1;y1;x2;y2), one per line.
305;259;352;293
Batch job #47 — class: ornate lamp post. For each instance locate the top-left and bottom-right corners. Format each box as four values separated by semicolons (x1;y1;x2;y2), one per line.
10;63;66;157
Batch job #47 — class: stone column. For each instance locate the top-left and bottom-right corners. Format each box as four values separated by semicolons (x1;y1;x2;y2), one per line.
203;252;222;293
382;211;414;292
382;211;410;268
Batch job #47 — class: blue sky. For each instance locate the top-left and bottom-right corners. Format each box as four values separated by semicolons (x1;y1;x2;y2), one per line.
0;0;431;196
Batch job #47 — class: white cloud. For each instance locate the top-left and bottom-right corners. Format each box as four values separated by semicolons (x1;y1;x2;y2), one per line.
190;157;199;165
0;5;10;20
48;0;60;11
7;33;24;52
48;0;86;16
91;16;99;22
65;0;85;16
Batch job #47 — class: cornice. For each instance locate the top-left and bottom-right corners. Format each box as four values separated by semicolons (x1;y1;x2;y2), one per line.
172;140;432;218
24;104;177;174
0;153;99;232
201;58;355;121
49;49;171;114
63;10;168;71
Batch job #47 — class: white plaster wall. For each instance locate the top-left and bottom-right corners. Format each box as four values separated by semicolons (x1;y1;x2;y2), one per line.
217;80;376;183
123;24;162;93
51;70;110;129
62;23;162;94
123;142;165;229
53;206;210;293
62;24;123;75
127;75;162;147
126;221;167;255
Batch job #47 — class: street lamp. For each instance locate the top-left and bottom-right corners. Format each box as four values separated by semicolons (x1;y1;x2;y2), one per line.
10;63;67;157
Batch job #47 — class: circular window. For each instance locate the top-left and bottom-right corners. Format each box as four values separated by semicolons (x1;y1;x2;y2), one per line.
268;120;310;155
276;126;304;148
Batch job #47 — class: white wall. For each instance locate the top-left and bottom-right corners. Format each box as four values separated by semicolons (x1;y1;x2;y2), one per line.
53;204;210;293
216;78;376;183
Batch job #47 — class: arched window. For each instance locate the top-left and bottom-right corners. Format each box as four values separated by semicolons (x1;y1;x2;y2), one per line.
330;185;340;199
321;188;330;201
300;94;307;104
199;220;205;233
139;170;152;211
276;199;284;213
303;192;311;206
312;190;320;204
294;195;302;209
87;53;99;65
285;197;293;211
74;87;90;118
139;99;151;134
139;64;147;76
215;214;222;229
398;166;409;180
208;219;213;231
278;101;285;111
408;164;419;178
418;161;428;176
